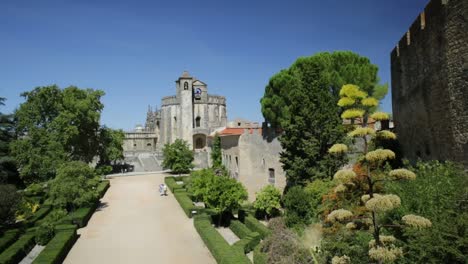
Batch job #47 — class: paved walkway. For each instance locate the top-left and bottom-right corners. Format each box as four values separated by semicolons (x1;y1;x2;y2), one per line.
64;173;215;264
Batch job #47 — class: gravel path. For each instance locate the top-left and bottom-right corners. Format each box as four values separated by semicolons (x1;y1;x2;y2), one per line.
64;173;215;264
19;245;45;264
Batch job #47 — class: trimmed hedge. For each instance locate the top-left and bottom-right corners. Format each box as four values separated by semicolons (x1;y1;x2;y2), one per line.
194;215;250;264
229;220;251;239
253;243;267;264
33;227;78;264
97;180;110;198
164;177;185;192
174;192;197;218
0;230;36;264
28;206;52;227
244;215;271;239
0;229;21;253
65;202;99;227
232;232;261;254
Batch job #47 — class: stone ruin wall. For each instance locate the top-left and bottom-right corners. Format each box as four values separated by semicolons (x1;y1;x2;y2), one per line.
391;0;468;167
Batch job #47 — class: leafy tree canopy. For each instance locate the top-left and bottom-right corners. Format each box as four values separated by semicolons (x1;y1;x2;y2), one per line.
10;85;105;183
261;51;388;185
48;161;99;212
97;126;125;166
191;169;247;216
0;184;21;226
162;139;194;174
0;98;20;185
253;185;281;218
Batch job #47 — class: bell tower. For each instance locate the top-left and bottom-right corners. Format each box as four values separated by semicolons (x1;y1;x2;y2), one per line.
176;71;194;148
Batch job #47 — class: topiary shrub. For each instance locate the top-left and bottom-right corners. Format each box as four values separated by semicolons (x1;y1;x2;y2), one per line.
244;215;271;239
0;230;36;264
32;227;78;264
229;220;251;239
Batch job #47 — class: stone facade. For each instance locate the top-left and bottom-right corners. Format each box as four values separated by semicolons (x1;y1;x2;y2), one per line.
391;0;468;167
123;71;227;169
218;120;286;201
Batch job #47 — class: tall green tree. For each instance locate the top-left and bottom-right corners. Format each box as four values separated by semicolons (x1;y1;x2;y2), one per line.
0;98;19;185
97;126;125;166
48;161;99;212
260;51;387;186
210;133;222;169
10;85;104;183
162;139;194;174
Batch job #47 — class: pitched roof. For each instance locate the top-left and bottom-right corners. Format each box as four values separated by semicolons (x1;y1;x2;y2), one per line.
218;127;262;137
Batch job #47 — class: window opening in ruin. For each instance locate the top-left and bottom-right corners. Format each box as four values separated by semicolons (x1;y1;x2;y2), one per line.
268;168;275;185
184;81;188;90
235;156;239;169
196;116;201;127
156;121;160;128
238;122;241;126
147;143;152;147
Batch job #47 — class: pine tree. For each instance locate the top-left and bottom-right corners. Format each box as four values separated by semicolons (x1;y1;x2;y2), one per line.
327;85;431;264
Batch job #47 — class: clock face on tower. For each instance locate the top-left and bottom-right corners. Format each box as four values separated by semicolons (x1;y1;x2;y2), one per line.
194;88;202;99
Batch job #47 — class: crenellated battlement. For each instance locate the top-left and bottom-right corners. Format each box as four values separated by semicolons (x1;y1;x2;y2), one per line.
391;0;448;59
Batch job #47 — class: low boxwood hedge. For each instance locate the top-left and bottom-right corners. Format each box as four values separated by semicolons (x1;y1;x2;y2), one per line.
32;227;78;264
232;231;261;254
253;243;267;264
0;229;21;253
28;206;52;227
0;229;36;264
174;192;198;218
244;215;271;239
229;220;251;239
193;215;250;264
164;177;185;192
65;202;99;227
96;180;110;198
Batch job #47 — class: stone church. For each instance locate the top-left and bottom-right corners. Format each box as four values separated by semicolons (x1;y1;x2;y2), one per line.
123;71;227;169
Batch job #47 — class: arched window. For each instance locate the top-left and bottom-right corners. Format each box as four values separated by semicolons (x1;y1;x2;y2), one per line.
195;116;201;127
196;138;203;149
184;82;188;90
147;143;152;146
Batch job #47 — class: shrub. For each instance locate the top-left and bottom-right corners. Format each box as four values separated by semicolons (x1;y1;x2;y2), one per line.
253;243;267;264
35;222;55;245
96;180;110;198
253;185;281;219
244;215;271;239
0;229;21;253
174;192;197;218
33;227;78;264
0;185;21;226
229;220;251;239
0;230;36;264
283;186;314;230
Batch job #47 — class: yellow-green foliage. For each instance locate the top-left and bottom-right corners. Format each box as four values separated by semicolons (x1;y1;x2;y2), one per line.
348;127;375;137
333;169;356;183
328;144;348;154
402;214;432;228
368;235;396;248
334;184;347;193
365;149;395;163
388;169;416;180
368;246;403;263
327;209;353;222
370;111;389;121
365;194;401;212
361;97;379;107
341;109;365;119
338;97;356;107
377;130;397;140
339;84;367;99
332;255;351;264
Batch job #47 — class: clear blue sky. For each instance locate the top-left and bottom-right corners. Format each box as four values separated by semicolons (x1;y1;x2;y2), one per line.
1;0;428;130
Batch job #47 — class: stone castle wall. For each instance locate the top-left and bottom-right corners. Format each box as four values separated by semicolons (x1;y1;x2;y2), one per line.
391;0;468;167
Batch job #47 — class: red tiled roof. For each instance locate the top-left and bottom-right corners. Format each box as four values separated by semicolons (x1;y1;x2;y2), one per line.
218;128;262;136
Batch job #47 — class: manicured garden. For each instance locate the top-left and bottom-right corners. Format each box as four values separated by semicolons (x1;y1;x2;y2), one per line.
165;173;274;264
0;180;110;264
